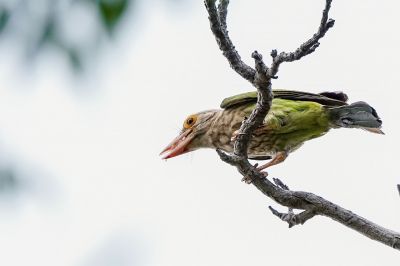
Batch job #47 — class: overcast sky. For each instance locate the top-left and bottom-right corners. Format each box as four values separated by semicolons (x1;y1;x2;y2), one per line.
0;0;399;265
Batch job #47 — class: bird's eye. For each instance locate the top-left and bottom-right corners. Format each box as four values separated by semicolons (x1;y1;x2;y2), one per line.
183;115;197;129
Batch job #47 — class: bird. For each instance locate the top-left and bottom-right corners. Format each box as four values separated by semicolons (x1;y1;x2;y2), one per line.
160;90;383;176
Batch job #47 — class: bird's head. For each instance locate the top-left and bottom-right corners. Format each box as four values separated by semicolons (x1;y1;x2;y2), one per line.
160;110;218;159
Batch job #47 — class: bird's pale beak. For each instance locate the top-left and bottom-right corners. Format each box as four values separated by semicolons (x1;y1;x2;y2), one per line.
160;129;195;159
364;127;385;135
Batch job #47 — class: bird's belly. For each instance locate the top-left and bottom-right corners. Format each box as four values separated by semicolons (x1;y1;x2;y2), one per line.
212;134;292;156
247;129;328;156
247;136;301;156
211;129;326;156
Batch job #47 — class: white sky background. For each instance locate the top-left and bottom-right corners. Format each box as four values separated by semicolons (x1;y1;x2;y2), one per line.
0;0;399;265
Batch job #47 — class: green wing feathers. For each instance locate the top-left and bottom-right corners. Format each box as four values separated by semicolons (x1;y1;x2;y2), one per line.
258;98;330;134
250;98;331;152
220;91;258;109
220;90;348;109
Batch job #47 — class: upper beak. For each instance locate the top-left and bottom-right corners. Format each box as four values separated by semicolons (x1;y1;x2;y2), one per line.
160;129;195;159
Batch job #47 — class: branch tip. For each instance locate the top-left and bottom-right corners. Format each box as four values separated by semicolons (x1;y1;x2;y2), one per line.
251;51;269;76
216;149;243;166
251;50;262;60
269;206;316;228
268;205;280;216
327;18;335;28
273;178;290;190
216;148;231;162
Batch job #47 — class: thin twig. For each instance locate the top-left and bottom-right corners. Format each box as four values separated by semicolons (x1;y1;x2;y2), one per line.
269;206;316;228
269;178;316;228
268;0;335;78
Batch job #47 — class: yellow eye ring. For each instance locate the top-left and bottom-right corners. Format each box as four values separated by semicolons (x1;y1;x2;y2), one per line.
183;115;197;129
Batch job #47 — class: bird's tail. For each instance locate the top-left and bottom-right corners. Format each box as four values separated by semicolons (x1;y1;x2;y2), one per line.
327;101;384;134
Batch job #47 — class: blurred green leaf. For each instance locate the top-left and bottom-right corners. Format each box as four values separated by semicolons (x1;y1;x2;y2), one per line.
37;15;56;48
98;0;129;33
0;0;139;73
0;7;10;34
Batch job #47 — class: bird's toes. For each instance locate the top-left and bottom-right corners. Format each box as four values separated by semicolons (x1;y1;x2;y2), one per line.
230;130;239;142
241;170;268;184
259;170;268;178
241;176;253;184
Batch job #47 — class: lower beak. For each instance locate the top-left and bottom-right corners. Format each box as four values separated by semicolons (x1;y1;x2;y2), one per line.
364;127;385;135
160;129;194;159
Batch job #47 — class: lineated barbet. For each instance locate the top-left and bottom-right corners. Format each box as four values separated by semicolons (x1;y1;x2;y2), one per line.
160;90;383;172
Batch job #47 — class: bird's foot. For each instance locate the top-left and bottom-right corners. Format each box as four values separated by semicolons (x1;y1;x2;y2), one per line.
231;125;266;143
241;176;253;184
256;152;288;171
230;130;241;142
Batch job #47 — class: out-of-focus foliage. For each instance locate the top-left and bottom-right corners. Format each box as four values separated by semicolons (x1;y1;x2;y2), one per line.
0;169;18;196
97;0;129;33
0;0;133;72
0;6;10;33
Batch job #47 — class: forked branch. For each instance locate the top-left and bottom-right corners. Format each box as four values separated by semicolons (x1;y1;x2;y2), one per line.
205;0;400;250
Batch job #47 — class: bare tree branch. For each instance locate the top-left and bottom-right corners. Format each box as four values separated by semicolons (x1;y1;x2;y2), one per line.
204;0;256;83
205;0;400;251
252;176;400;249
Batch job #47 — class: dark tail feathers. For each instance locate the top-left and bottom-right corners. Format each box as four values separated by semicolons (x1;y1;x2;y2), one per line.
328;101;383;134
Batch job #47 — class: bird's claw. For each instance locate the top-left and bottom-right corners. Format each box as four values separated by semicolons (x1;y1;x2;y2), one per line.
241;176;253;184
230;130;240;142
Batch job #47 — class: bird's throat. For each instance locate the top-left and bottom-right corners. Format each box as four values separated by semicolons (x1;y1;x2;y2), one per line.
206;107;250;152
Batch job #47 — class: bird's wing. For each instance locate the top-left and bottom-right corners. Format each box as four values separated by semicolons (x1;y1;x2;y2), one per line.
220;91;258;109
273;90;348;106
220;90;348;109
